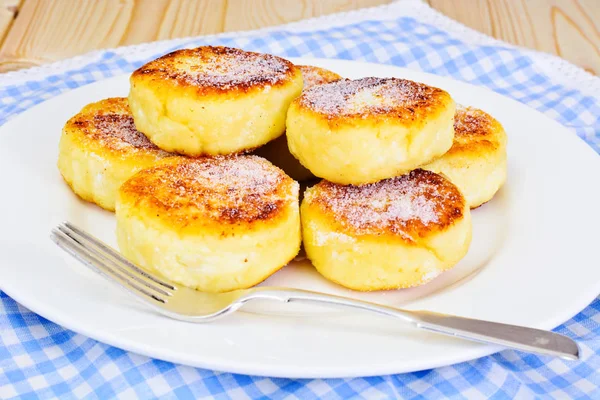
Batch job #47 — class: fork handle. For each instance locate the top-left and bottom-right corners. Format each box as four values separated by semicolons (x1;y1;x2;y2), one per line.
251;288;580;360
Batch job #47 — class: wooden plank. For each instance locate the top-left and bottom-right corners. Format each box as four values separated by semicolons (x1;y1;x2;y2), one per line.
427;0;600;75
0;0;135;70
121;0;227;44
222;0;390;32
0;0;390;72
0;0;598;75
0;0;20;45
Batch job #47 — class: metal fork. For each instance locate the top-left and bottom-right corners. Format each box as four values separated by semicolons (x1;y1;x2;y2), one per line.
50;221;579;360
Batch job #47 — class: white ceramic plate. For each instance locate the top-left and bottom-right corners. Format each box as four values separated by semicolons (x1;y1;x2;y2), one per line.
1;58;599;378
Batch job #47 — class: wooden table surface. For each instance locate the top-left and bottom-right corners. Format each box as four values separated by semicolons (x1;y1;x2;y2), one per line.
0;0;598;75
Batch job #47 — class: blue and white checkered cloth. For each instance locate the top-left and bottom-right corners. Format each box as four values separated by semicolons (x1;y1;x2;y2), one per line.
1;1;599;398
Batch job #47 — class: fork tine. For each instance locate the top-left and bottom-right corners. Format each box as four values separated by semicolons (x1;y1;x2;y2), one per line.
56;224;172;298
60;222;175;293
51;228;167;304
63;221;175;291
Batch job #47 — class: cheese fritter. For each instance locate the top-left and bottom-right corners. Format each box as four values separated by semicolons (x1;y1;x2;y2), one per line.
286;77;456;185
57;97;174;211
297;65;342;87
302;170;472;291
116;155;301;293
129;46;303;156
422;105;508;208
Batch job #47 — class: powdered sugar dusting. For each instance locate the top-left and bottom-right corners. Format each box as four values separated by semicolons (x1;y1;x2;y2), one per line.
319;175;440;227
453;105;495;139
124;155;297;224
93;114;160;150
137;46;295;90
70;98;171;156
175;156;282;195
298;65;341;88
308;170;464;241
299;77;445;117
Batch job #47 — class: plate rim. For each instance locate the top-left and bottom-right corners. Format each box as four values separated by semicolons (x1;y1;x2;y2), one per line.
1;57;599;378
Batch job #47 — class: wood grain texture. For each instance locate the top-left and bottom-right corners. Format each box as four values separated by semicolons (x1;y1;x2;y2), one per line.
427;0;600;75
0;0;598;75
122;0;227;44
0;0;391;71
222;0;389;32
0;0;19;45
0;0;135;70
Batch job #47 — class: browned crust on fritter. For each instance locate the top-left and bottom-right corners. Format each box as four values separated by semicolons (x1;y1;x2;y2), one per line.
293;77;453;126
446;106;505;155
131;46;300;95
298;65;342;88
63;97;169;156
119;155;296;229
305;169;465;244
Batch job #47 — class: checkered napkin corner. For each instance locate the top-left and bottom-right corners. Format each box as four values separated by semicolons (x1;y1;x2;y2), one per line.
2;15;600;400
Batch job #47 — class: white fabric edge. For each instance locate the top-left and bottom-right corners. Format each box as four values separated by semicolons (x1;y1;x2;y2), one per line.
0;0;598;99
